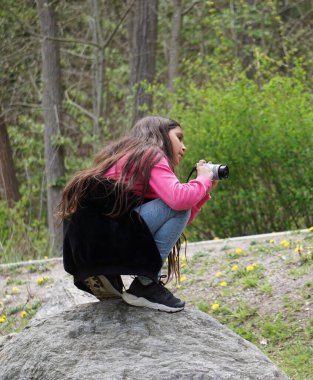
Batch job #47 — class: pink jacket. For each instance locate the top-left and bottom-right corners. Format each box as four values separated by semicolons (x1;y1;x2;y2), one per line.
104;155;213;224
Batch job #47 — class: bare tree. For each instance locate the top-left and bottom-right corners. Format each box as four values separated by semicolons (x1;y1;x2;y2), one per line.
90;0;105;146
0;114;20;207
65;0;134;144
168;0;183;92
242;0;256;79
129;0;158;122
36;0;65;252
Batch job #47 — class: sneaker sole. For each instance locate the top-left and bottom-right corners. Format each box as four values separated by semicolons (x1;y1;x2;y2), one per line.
84;275;122;300
122;292;185;313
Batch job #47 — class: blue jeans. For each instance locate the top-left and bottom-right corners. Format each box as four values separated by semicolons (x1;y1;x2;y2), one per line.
134;199;191;269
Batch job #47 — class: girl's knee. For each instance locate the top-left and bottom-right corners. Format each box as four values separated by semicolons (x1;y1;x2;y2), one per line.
176;208;191;220
135;199;190;221
156;199;191;219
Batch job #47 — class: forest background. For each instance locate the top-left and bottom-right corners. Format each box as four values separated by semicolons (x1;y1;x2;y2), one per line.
0;0;313;264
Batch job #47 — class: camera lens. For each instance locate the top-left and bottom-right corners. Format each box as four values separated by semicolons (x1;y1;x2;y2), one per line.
218;165;229;179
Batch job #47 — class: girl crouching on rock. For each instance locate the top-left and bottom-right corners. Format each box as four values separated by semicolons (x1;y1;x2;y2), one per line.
58;116;217;312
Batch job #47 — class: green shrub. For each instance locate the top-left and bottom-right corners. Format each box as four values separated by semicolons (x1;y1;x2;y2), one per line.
152;60;313;240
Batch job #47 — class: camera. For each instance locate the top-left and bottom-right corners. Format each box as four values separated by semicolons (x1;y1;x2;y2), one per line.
204;163;229;180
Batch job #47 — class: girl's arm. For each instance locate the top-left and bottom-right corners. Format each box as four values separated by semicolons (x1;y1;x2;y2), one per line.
188;180;219;223
188;193;211;224
148;157;213;212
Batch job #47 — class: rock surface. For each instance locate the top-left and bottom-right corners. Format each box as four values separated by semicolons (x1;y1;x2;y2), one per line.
0;300;289;380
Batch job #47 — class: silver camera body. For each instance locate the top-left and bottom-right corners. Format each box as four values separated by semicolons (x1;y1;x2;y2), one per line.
204;163;229;180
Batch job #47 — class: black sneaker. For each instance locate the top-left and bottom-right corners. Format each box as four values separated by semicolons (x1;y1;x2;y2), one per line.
84;275;123;300
122;277;185;313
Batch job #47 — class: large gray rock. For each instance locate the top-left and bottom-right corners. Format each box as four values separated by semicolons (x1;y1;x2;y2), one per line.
0;300;289;380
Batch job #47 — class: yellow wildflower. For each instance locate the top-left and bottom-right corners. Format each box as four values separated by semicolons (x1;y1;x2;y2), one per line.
235;248;243;254
215;271;222;277
295;246;303;254
177;284;182;289
269;239;275;244
213;236;219;240
246;265;254;272
309;226;313;232
21;311;27;319
0;301;3;307
220;281;227;287
0;314;7;323
231;265;238;271
211;303;220;310
280;240;290;247
44;256;48;260
180;276;186;282
181;263;186;268
37;277;44;285
12;287;19;293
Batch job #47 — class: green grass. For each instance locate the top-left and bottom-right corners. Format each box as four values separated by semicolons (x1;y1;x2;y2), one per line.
176;232;313;379
5;277;26;286
207;305;313;379
0;261;56;336
0;300;41;335
271;344;313;380
258;281;273;295
196;301;210;313
289;264;310;278
261;314;294;343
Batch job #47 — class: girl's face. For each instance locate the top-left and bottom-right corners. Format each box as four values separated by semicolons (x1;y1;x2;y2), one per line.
168;126;186;166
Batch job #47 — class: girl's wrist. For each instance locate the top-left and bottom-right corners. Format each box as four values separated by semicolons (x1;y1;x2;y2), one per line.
196;175;212;185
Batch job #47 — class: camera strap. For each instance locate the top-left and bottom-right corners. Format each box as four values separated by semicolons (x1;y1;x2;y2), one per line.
186;166;197;182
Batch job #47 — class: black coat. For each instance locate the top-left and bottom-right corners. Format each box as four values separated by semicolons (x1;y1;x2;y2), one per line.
63;179;162;294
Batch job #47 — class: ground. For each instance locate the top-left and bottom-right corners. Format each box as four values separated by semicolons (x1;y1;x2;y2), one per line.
0;229;312;379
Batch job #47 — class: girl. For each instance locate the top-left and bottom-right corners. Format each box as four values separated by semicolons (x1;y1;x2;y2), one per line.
58;116;217;313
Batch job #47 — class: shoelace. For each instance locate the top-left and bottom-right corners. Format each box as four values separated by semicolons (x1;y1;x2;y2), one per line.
158;275;173;296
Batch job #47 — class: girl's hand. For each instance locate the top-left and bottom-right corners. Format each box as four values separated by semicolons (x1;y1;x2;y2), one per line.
196;160;213;180
210;180;219;191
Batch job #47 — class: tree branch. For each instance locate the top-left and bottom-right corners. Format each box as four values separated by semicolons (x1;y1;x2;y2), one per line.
9;102;42;109
64;91;97;122
41;35;99;48
286;9;313;37
182;0;201;16
33;0;135;51
277;0;307;15
103;0;136;49
60;48;94;60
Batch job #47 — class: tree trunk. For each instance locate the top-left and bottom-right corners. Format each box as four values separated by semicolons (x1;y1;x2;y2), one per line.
168;0;182;93
242;0;256;79
91;0;104;149
0;114;20;207
129;0;158;123
36;0;65;253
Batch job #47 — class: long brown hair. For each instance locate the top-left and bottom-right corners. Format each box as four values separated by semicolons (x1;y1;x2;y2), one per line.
57;116;184;282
